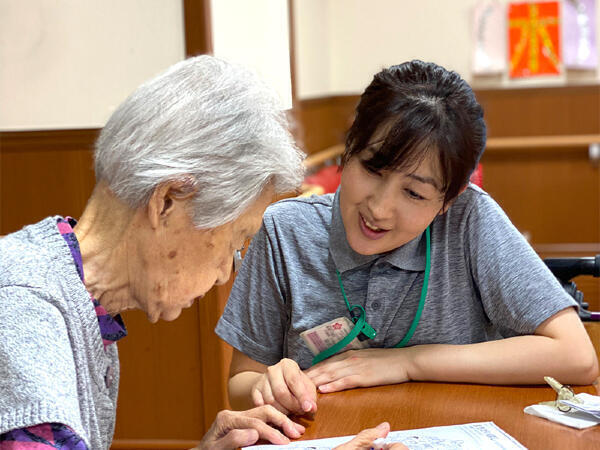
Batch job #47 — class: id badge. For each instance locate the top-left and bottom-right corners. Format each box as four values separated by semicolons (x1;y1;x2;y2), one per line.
300;316;369;356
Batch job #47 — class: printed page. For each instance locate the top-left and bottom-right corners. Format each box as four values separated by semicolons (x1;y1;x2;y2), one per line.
244;421;526;450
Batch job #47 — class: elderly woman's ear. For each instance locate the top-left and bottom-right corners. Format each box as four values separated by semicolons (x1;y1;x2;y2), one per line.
146;178;198;229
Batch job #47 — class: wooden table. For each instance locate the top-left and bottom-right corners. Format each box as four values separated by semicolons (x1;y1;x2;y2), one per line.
295;381;600;449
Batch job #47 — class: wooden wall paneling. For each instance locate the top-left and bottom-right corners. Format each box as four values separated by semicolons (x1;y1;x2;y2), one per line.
475;85;600;137
197;280;235;431
0;129;98;235
481;147;599;243
114;306;204;441
291;96;359;155
292;86;600;154
475;86;600;248
487;134;600;149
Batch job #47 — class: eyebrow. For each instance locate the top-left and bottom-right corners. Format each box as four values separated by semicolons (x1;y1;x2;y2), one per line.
407;173;440;190
360;142;442;190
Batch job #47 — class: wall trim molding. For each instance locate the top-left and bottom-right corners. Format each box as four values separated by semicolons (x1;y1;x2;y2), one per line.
0;128;100;152
295;94;359;108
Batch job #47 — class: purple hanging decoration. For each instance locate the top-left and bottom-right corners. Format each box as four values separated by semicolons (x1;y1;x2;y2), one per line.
563;0;598;69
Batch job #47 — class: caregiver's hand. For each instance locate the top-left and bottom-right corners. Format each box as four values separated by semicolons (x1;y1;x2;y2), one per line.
334;422;408;450
252;358;317;415
306;348;412;393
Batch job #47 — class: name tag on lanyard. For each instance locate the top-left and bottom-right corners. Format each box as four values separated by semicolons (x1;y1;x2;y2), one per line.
300;316;369;357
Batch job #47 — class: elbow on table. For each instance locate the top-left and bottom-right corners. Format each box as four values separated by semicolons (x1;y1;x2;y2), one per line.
228;371;262;411
582;354;600;384
227;375;246;411
566;348;599;385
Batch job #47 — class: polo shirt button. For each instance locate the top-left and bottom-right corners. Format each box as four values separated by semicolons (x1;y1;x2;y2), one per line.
372;301;381;310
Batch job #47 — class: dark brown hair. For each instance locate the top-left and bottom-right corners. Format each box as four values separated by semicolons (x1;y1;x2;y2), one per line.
342;60;486;206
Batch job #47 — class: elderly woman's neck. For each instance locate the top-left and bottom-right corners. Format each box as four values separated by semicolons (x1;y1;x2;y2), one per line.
74;182;137;314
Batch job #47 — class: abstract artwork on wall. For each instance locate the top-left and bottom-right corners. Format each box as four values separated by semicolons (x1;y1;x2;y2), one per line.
508;1;561;77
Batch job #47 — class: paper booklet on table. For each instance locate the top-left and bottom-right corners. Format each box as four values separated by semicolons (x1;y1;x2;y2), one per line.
244;421;526;450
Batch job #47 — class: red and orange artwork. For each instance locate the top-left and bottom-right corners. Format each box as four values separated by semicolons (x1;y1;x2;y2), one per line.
508;1;561;77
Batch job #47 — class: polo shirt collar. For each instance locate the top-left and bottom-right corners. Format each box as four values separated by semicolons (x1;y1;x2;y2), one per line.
329;189;427;273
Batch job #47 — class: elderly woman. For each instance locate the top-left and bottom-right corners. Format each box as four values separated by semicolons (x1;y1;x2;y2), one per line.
0;56;402;450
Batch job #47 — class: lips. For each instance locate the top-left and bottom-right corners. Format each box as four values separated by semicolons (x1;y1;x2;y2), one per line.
358;213;389;240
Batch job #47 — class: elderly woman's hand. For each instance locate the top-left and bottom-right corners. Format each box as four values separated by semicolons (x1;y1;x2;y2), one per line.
195;405;305;449
334;422;409;450
252;358;317;415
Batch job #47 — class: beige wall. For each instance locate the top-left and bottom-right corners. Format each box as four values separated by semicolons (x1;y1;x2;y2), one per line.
292;0;332;99
0;0;293;130
293;0;600;99
3;1;599;127
0;0;186;130
210;0;292;109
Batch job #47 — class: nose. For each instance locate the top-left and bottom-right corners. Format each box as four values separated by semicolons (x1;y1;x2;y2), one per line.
367;178;396;220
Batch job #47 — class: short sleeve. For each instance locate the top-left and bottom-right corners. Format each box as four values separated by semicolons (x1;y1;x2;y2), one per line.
0;286;85;441
215;219;289;366
464;195;576;335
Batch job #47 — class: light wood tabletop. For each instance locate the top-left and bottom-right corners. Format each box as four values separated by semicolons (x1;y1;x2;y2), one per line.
294;380;600;449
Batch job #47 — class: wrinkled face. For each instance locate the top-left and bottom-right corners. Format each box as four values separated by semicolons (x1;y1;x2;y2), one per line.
136;185;273;323
339;150;447;256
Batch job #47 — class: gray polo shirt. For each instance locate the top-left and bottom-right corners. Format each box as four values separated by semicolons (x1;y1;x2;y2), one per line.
215;185;575;369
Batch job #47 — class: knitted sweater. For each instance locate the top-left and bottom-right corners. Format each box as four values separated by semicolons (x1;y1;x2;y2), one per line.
0;217;120;450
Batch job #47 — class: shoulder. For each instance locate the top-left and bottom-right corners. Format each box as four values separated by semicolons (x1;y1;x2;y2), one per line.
451;184;495;212
262;194;334;233
0;285;69;338
0;285;78;405
443;184;510;228
0;217;66;290
265;193;334;218
0;218;84;326
431;184;521;256
245;194;334;265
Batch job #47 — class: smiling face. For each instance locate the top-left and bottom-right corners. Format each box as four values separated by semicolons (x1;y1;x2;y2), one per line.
339;149;448;256
132;183;273;323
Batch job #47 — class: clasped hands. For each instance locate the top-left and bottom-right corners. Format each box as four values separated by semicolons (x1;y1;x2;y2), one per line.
197;349;408;449
228;349;408;449
252;348;410;415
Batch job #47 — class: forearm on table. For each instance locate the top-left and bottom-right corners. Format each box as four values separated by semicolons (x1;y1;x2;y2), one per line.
228;370;264;410
405;334;598;385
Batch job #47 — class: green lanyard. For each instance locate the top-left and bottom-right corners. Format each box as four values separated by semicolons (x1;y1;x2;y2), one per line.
312;226;431;365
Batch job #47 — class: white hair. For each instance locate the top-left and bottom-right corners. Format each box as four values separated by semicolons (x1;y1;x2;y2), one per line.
94;55;305;228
